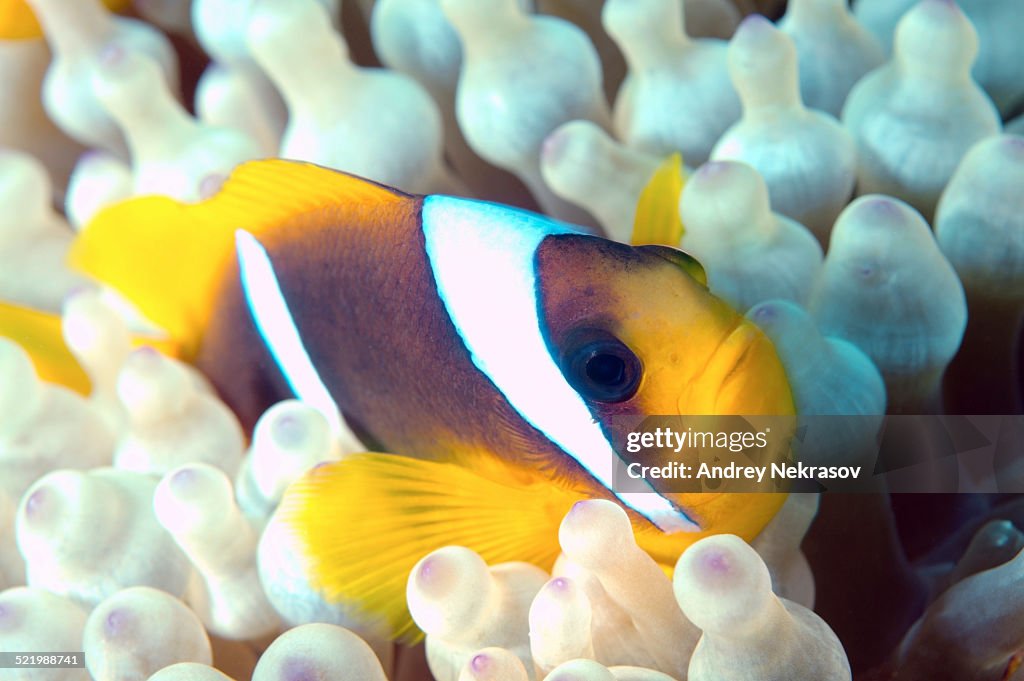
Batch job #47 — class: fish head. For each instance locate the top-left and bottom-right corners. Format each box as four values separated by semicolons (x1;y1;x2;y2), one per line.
536;234;794;561
536;234;794;418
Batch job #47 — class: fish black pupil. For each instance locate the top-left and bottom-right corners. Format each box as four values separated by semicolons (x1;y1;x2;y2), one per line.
562;331;642;403
586;353;625;386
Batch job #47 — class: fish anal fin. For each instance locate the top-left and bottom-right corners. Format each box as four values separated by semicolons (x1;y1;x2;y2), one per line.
280;453;583;643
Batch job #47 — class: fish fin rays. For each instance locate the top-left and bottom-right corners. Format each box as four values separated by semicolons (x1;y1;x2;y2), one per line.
69;160;411;357
631;152;686;247
280;452;583;643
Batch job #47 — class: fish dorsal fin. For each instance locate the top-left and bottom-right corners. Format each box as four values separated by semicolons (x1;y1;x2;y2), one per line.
70;160;412;358
632;152;686;247
280;453;583;643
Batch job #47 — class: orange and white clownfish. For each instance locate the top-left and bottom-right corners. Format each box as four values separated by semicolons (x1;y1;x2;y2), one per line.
13;159;794;640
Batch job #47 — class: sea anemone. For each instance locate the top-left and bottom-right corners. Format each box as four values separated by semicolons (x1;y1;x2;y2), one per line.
0;1;1022;679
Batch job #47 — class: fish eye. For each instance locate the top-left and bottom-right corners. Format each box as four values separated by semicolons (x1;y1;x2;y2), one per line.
562;330;642;403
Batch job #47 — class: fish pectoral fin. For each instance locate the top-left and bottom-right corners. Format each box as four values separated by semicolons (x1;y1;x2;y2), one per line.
0;300;91;394
631;152;686;247
279;452;584;643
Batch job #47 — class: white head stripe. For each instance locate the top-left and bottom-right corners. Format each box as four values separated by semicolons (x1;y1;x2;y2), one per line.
421;196;698;533
235;229;345;437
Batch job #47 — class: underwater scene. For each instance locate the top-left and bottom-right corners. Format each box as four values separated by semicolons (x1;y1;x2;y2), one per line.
1;0;1023;679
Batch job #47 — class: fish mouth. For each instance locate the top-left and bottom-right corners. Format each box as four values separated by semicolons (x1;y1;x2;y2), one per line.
678;317;794;416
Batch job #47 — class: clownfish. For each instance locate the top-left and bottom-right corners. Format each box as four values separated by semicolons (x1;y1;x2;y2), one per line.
8;159;794;640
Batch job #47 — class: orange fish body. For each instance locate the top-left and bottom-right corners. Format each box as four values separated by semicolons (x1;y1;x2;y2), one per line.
41;160;793;639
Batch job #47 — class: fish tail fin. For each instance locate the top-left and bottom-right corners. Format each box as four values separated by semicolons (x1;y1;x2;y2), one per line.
69;159;412;358
280;453;583;643
0;300;91;394
631;152;687;247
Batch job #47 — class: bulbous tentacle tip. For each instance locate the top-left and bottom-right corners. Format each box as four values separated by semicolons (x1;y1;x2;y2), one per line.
97;41;126;68
683;159;770;226
459;647;530;681
117;345;191;420
747;299;816;338
737;13;774;33
407;545;495;641
0;587;89;674
412;546;486;596
540;126;573;166
893;0;978;68
675;533;767;596
558;499;634;564
730;14;794;66
542;658;617;681
1002;135;1024;155
83;586;213;678
253;624;391;681
147;662;237;681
